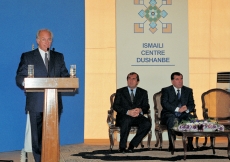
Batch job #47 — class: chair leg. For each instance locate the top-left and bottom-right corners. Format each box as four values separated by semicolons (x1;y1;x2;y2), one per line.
155;129;160;147
109;129;114;151
159;130;163;150
195;137;200;150
140;141;144;148
147;130;152;150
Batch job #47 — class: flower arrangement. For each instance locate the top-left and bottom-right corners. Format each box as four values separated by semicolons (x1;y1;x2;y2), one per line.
176;118;225;132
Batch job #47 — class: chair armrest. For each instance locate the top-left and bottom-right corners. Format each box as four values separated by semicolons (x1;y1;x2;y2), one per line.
146;110;152;124
190;107;198;118
107;109;116;126
154;109;161;124
144;109;150;115
203;108;209;119
107;110;113;125
191;108;196;113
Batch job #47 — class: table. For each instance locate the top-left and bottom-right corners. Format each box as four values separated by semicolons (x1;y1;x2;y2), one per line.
171;128;230;160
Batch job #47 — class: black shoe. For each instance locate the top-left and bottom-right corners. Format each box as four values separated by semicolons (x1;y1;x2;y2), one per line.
168;145;173;152
119;148;126;154
127;143;134;153
127;149;134;153
187;137;194;151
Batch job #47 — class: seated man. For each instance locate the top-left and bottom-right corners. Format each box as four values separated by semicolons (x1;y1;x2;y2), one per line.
161;72;195;151
113;72;151;153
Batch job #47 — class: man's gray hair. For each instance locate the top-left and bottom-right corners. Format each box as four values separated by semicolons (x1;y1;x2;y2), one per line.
36;29;53;39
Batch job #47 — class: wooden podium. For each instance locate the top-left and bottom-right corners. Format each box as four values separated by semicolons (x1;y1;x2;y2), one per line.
24;78;79;162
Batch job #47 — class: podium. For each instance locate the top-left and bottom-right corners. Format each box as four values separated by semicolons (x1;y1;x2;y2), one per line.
24;78;79;162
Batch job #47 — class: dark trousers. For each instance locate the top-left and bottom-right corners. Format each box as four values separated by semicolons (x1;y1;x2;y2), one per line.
116;115;151;149
161;112;193;147
30;111;61;162
30;112;43;162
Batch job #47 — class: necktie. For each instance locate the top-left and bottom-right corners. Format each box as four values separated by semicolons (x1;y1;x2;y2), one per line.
45;53;49;71
177;89;181;100
176;89;181;117
130;90;134;103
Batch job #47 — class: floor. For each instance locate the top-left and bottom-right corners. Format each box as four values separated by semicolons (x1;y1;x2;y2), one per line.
0;138;230;162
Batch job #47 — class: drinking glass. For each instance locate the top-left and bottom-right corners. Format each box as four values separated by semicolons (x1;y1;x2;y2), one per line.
70;64;76;78
28;65;34;78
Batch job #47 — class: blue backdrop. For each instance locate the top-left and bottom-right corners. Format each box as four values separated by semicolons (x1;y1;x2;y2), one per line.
0;1;85;152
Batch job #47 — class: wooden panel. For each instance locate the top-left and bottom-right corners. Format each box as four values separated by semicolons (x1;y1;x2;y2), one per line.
24;78;79;92
42;89;59;162
24;78;79;161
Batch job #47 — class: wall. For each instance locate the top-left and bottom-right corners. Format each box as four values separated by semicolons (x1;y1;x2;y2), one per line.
84;0;116;139
84;0;230;140
189;0;230;118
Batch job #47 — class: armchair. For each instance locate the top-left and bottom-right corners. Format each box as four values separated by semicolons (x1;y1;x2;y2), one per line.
153;91;167;150
153;91;198;150
202;88;230;146
107;93;152;151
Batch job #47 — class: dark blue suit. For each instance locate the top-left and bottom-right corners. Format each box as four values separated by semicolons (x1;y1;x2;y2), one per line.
113;87;151;149
16;48;69;162
161;85;195;147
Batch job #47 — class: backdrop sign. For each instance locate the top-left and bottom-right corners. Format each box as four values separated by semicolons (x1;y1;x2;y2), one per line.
116;0;189;140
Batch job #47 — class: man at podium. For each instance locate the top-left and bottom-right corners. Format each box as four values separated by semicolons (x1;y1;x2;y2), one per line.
15;28;70;162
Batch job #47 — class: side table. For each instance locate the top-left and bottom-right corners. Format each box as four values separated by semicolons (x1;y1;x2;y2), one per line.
171;128;230;160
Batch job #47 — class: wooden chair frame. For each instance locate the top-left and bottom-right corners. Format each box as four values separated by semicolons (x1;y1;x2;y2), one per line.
202;88;230;146
107;93;152;151
153;91;167;150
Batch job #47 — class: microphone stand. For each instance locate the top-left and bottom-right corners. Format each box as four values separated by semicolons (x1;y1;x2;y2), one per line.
47;48;50;77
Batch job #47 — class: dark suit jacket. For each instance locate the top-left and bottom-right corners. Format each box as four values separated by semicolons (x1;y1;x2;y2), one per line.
16;48;69;112
113;86;150;123
161;85;195;116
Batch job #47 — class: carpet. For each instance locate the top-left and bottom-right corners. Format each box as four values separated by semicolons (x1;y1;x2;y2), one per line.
70;146;230;161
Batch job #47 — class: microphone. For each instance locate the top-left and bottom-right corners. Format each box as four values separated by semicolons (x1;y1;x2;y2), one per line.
52;48;56;77
47;48;50;53
48;47;56;77
46;48;50;77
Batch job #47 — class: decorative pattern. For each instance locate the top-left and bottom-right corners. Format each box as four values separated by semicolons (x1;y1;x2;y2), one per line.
134;0;172;34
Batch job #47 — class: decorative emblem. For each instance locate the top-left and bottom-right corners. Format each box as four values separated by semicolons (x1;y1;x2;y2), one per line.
134;0;172;34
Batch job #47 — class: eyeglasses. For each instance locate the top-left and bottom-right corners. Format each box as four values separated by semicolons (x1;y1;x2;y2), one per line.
39;38;52;42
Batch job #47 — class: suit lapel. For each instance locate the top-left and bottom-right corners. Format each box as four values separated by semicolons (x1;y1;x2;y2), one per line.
169;85;177;99
181;86;187;103
123;87;132;103
33;49;43;64
48;51;55;77
34;49;48;75
134;88;141;103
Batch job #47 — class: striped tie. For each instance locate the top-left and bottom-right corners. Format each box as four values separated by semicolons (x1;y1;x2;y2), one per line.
177;89;181;107
175;89;181;117
45;53;48;71
130;90;134;103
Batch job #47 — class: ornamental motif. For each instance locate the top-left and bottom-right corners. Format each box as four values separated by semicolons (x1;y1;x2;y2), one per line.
134;0;172;34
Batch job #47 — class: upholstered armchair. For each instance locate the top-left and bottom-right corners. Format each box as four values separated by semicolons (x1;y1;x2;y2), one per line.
153;91;167;150
107;93;152;151
202;88;230;146
153;91;198;150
